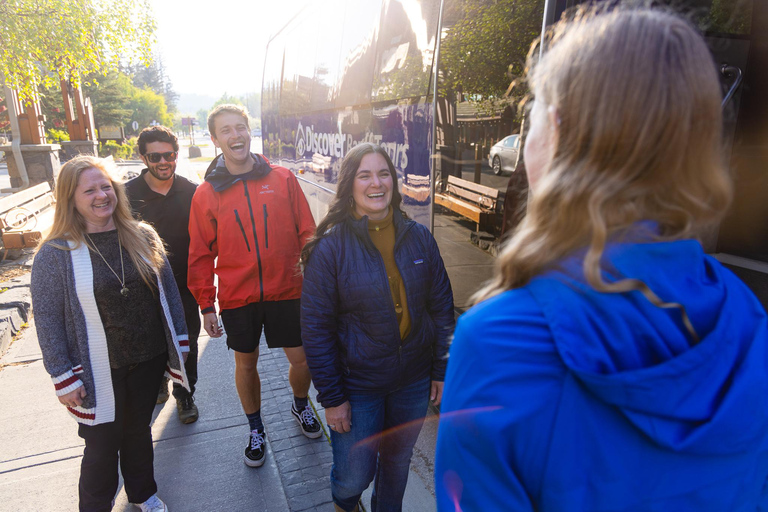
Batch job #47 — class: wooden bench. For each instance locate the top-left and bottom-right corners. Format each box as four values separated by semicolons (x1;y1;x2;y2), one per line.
0;182;55;250
435;175;502;232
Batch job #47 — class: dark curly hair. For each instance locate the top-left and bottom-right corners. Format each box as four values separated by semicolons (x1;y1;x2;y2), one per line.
300;142;407;266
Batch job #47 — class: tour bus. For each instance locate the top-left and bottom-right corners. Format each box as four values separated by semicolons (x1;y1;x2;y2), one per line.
262;0;767;310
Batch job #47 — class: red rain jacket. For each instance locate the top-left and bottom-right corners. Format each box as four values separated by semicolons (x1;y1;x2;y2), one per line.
188;154;315;312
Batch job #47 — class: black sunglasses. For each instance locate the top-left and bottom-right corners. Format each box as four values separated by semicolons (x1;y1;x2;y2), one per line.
144;152;178;163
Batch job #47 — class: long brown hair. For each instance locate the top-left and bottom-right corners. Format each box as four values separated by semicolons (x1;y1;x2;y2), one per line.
42;155;166;288
300;142;407;265
474;7;733;339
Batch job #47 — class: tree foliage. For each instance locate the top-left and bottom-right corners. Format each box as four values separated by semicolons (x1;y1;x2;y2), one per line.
128;58;179;114
0;0;156;102
129;87;172;130
82;72;134;128
440;0;544;113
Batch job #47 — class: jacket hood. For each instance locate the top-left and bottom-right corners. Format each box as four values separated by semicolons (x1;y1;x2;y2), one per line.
529;237;768;456
204;153;272;192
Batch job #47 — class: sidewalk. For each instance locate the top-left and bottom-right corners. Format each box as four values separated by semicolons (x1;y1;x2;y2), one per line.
0;318;438;511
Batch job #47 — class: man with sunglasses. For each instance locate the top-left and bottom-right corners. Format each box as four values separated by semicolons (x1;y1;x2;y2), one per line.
125;125;201;424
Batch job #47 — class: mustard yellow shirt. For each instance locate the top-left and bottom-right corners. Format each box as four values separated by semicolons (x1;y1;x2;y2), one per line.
353;207;411;339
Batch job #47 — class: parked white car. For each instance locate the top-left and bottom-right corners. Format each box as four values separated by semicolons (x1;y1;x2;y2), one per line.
488;134;520;175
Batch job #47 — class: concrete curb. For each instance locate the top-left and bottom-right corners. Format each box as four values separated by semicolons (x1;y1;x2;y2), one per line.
0;272;31;359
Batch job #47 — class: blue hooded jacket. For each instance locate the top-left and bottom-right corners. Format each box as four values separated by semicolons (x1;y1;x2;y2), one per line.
435;237;768;511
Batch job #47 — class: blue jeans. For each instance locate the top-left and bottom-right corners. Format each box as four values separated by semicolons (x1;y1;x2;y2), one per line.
330;376;431;512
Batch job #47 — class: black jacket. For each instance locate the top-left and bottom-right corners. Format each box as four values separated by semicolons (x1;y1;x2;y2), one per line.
125;171;198;296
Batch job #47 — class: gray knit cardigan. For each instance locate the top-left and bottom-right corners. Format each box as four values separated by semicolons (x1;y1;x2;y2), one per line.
31;235;190;425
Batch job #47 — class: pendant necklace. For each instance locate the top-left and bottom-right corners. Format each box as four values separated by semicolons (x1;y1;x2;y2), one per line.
86;233;129;297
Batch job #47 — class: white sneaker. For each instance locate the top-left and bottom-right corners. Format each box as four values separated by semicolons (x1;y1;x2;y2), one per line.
134;494;168;512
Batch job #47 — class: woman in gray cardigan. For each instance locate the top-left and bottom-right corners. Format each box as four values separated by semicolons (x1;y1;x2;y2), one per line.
31;155;190;512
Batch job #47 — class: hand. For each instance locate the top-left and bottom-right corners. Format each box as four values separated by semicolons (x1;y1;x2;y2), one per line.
182;351;189;363
431;380;444;407
203;312;223;338
58;386;86;408
326;401;352;434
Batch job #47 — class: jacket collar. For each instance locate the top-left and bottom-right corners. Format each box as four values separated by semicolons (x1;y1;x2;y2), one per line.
347;207;412;247
204;153;272;192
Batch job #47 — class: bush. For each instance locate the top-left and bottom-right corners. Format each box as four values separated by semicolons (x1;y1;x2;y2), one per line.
47;128;70;143
98;139;138;160
124;137;138;158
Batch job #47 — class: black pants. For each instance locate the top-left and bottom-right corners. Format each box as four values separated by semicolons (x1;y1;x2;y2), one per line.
172;293;200;399
77;352;167;512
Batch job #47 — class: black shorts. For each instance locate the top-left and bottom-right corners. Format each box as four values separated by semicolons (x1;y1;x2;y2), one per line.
220;299;302;353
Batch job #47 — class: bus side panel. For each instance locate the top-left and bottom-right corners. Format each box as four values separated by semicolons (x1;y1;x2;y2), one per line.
280;101;434;227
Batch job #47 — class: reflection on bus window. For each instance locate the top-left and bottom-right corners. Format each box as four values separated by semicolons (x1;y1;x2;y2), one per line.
281;12;317;116
336;0;382;108
373;0;440;102
311;0;345;111
694;0;753;35
436;0;544;234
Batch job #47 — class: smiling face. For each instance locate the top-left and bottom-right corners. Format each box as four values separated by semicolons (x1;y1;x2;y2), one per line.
74;167;117;232
141;141;177;182
211;111;251;167
352;152;394;221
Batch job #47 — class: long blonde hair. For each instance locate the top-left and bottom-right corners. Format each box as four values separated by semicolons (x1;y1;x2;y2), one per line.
475;7;733;338
42;155;166;288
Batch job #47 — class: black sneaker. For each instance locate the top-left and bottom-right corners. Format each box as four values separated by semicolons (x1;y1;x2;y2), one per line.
291;402;322;439
244;429;266;467
176;395;199;424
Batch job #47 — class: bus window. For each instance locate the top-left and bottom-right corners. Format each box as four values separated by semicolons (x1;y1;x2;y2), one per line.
434;0;546;310
262;34;285;162
310;0;345;112
335;0;383;108
686;0;753;35
281;11;317;116
372;0;441;102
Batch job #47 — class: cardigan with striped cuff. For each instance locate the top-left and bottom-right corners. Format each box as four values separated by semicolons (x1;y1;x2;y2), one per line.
31;230;190;426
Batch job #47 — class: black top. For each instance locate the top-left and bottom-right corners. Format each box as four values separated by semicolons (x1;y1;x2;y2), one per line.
87;230;167;369
125;170;198;297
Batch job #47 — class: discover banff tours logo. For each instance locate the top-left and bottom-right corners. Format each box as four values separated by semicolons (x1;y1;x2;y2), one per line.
295;122;409;169
295;122;347;159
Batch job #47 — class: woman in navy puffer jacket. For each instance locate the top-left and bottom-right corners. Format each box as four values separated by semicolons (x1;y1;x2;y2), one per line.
301;142;454;512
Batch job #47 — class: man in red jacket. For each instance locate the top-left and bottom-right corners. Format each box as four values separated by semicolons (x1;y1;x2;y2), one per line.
188;104;321;468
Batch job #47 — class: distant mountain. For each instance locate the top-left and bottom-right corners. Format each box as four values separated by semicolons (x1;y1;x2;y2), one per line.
177;93;218;114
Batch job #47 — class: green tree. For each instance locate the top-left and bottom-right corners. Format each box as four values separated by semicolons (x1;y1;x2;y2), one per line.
440;0;544;115
82;72;134;129
212;92;244;108
244;92;261;123
129;58;179;114
196;108;209;130
129;87;172;132
0;0;156;103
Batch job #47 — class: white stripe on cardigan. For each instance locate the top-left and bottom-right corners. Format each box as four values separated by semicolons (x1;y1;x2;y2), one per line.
69;241;115;425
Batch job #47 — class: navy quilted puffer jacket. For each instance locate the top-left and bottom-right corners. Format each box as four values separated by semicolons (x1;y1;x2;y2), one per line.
301;210;455;408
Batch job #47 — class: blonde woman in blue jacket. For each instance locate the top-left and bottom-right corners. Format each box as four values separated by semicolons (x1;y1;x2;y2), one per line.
436;7;768;512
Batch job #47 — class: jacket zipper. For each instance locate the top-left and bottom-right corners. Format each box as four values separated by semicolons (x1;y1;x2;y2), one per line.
242;181;264;302
234;210;251;252
263;204;269;249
